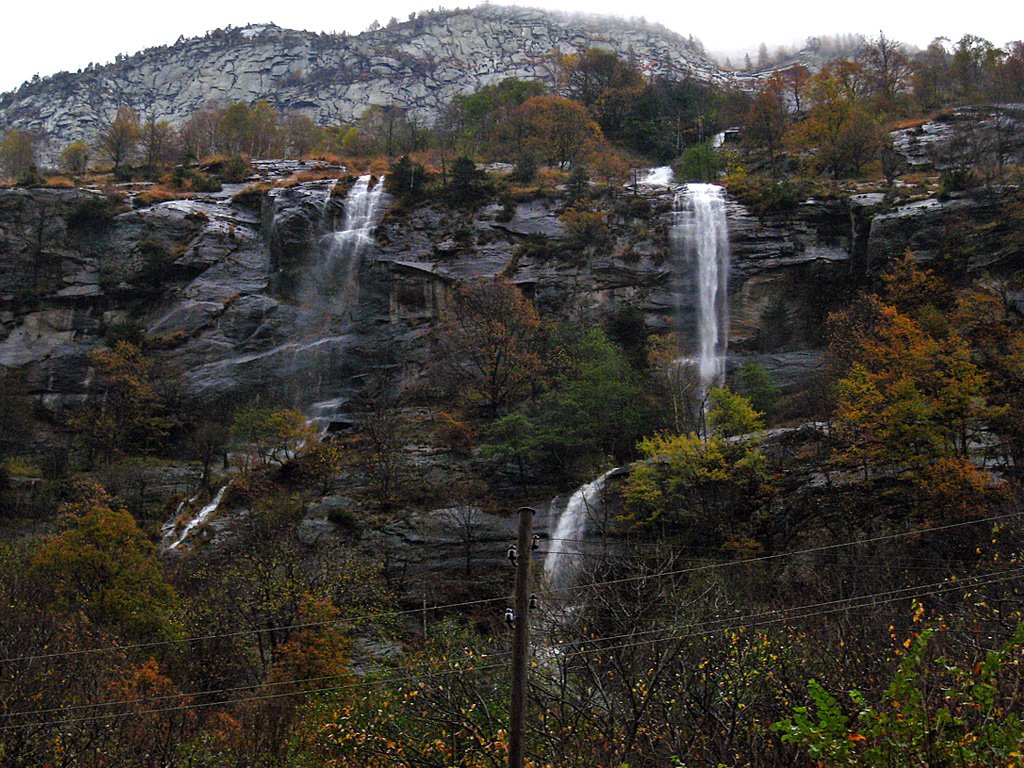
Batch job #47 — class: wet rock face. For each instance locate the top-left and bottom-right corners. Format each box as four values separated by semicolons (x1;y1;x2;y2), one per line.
2;176;1020;428
0;7;724;161
890;105;1024;172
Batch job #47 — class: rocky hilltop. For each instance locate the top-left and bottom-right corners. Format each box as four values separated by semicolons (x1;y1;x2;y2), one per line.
0;6;724;156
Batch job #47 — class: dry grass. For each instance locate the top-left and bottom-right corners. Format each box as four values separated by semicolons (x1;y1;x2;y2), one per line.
287;169;342;184
136;185;192;206
305;151;345;165
889;113;940;131
44;175;76;188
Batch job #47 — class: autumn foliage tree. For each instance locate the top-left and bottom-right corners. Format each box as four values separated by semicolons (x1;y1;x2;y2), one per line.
743;73;789;175
435;278;544;417
786;63;882;178
99;105;142;172
829;255;1009;511
29;481;180;643
71;341;174;466
505;95;605;168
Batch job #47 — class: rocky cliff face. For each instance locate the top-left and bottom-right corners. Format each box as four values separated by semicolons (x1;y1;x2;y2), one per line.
0;6;725;158
2;167;1020;434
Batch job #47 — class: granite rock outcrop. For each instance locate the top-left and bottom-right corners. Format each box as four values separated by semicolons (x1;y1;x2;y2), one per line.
0;6;726;161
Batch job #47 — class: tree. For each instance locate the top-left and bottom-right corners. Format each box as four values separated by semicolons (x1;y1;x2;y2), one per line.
448;155;490;205
859;32;913;113
481;411;541;482
142;117;178;170
179;107;221;159
298;437;351;496
675;142;723;182
98;105;141;172
786;64;881;178
525;328;652;475
233;407;316;467
559;48;646;144
0;130;37;180
444;479;491;576
435;278;544;417
782;64;811;116
743;74;788;175
442;77;545;158
185;416;231;488
386;154;427;201
59;139;90;174
620;430;768;535
70;342;173;466
736;363;781;419
353;374;410;511
831;290;996;479
950;34;999;102
284;111;319;157
506;95;605;168
707;387;764;438
29;481;180;642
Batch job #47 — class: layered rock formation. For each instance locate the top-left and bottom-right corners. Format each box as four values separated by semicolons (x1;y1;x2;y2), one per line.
3;157;1021;435
0;6;725;158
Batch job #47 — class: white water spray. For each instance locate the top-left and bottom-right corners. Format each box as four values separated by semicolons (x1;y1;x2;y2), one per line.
672;183;730;393
320;175;387;308
543;469;616;589
166;484;229;550
637;166;674;187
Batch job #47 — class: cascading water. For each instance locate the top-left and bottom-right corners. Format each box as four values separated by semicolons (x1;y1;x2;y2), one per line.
320;175;386;309
671;183;731;394
166;484;228;550
543;469;616;589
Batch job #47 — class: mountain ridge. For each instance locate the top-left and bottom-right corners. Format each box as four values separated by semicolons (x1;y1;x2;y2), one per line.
0;5;729;159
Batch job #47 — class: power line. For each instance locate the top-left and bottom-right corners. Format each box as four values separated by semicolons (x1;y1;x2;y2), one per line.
3;566;1019;726
541;569;1024;663
536;550;966;571
2;509;1020;666
3;566;1019;732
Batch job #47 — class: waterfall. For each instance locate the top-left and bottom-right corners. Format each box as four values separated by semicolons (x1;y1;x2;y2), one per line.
318;175;386;309
166;484;228;551
638;166;674;187
672;183;730;393
543;469;616;589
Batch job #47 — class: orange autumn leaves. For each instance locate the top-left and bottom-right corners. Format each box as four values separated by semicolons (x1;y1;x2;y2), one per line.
829;254;1011;522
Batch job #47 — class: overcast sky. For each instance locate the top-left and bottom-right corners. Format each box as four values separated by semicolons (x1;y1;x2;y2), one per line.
2;0;1018;92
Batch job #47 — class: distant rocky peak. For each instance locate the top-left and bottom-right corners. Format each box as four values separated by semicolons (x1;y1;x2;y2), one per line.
0;5;727;160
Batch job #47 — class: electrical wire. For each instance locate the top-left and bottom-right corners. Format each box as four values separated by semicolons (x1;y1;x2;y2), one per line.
2;509;1020;666
3;565;1019;727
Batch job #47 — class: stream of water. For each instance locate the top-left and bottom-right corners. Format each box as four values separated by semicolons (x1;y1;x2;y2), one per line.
672;182;731;394
543;469;616;590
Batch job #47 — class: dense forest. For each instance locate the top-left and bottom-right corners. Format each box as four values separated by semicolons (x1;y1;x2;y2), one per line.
2;27;1024;767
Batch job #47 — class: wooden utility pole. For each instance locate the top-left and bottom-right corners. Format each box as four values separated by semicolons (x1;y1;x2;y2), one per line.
508;506;534;768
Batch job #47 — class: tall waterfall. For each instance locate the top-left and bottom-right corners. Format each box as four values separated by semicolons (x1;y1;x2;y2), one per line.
320;174;386;308
671;183;730;392
543;469;616;589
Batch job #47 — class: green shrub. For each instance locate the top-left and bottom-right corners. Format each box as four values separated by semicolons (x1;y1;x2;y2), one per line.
67;193;124;231
674;143;724;182
938;167;975;199
510;154;537;183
